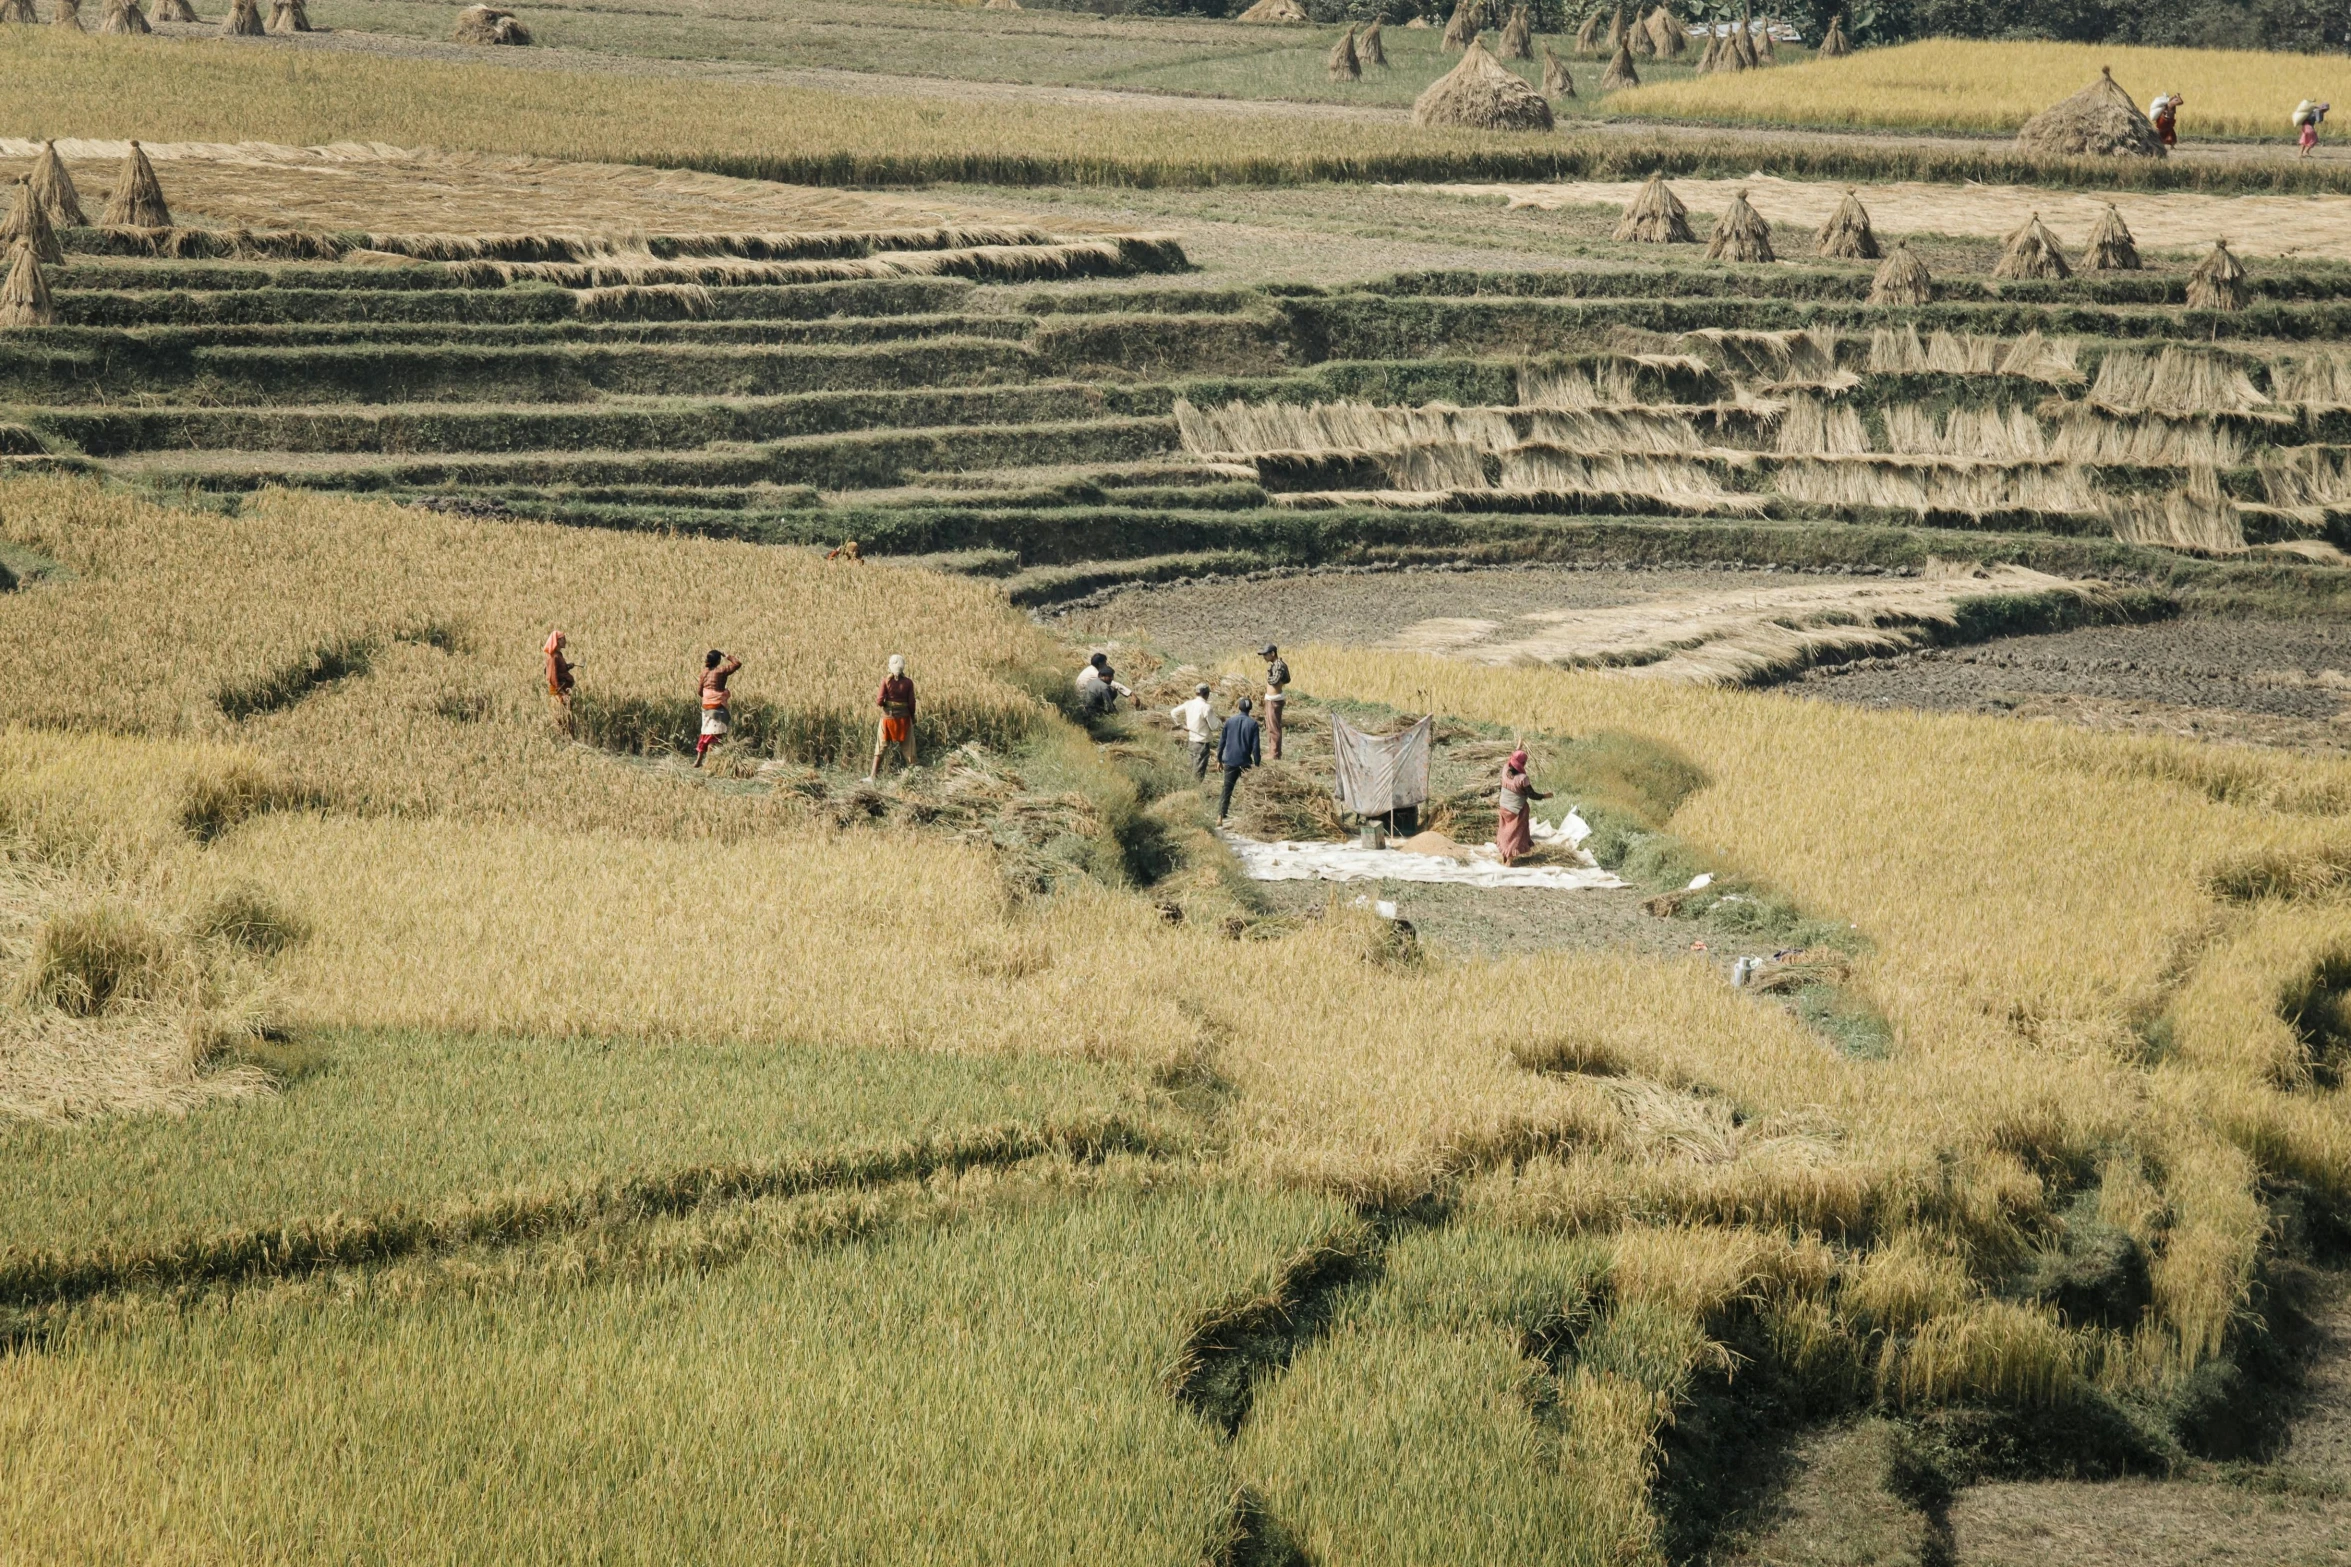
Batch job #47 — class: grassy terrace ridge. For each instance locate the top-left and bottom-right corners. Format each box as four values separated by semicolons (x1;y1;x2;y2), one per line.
7;29;2351;195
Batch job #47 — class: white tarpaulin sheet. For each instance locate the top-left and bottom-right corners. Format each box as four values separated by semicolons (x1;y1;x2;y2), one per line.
1220;825;1628;892
1330;715;1433;816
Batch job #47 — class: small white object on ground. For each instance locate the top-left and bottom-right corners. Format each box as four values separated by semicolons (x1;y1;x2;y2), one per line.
1223;831;1628;891
1558;809;1593;848
1687;872;1715;890
1350;895;1402;919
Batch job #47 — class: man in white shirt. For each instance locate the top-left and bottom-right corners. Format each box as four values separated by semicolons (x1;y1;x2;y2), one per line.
1171;682;1215;780
1075;651;1133;717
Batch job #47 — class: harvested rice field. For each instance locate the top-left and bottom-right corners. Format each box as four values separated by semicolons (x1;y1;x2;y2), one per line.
18;16;2351;1567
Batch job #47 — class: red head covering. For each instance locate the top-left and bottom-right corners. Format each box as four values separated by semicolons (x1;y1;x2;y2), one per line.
1508;748;1528;771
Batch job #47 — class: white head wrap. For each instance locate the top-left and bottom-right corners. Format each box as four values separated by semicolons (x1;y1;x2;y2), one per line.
887;654;905;676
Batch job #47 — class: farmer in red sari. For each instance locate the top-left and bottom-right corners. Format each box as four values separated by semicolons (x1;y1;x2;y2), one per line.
1496;748;1550;866
543;629;576;737
869;653;916;780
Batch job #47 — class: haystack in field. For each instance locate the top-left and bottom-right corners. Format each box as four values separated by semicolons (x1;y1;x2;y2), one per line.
1868;240;1932;304
153;0;199;19
99;0;151;30
1817;12;1847;54
1404;11;1429;23
265;0;310;31
2082;203;2139;271
51;0;80;27
1442;0;1480;49
1993;212;2070;279
30;142;84;228
1575;8;1602;49
1614;172;1693;243
1648;5;1684;54
1598;38;1638;87
1328;24;1361;79
1627;6;1653;53
99;142;170;229
1694;28;1719;68
1733;11;1757;64
1706;187;1773;261
0;0;33;22
1756;10;1775;57
1360;18;1386;63
1414;37;1554;128
223;0;262;32
0;182;61;265
1542;42;1575;95
2187;238;2247;311
2015;66;2164;157
0;243;54;328
1237;0;1308;18
1814;187;1878;259
982;0;1021;9
1500;3;1531;57
452;3;530;42
1605;2;1624;48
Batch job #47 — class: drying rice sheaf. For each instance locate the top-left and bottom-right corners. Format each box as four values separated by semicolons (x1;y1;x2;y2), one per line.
1682;327;1849;389
1495;450;1753;510
1865;327;2081;385
1518;357;1693;408
2046;410;2245;466
2269;353;2351;411
1879;404;2049;460
1772;394;1869;456
2105;474;2248;553
2089;347;2272;417
1770;457;2098;516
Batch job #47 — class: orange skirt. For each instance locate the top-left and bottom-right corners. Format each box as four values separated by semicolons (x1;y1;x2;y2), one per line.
881;715;912;744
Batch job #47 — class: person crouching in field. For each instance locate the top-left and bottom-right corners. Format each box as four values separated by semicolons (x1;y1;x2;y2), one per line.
696;648;741;766
1217;695;1261;824
870;653;916;780
1172;682;1216;781
544;629;576;737
1496;747;1551;866
1076;651;1134;717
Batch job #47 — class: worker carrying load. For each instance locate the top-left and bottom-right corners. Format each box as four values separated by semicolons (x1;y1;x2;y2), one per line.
543;628;575;737
869;653;916;780
1075;651;1134;717
695;647;741;767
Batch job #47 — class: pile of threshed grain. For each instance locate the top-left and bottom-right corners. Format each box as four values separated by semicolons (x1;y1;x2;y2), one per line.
1413;38;1554;129
1992;213;2070;279
452;2;529;42
1706;188;1772;262
1615;172;1692;243
2015;66;2164;157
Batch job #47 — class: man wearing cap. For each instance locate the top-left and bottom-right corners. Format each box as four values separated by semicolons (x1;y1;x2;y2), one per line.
1260;644;1290;761
1171;682;1216;782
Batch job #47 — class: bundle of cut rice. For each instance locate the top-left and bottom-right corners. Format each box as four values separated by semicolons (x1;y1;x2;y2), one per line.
223;0;262;32
1574;8;1601;49
2186;238;2247;312
1816;12;1847;54
1500;3;1531;57
1598;38;1638;87
1441;0;1479;49
1755;10;1774;57
29;142;84;228
1627;4;1652;53
99;141;170;229
1328;24;1361;79
1360;18;1386;63
1694;28;1719;69
1992;212;2071;280
982;0;1021;9
99;0;148;25
2081;204;2139;271
1413;36;1555;128
1605;1;1624;48
1646;4;1683;54
0;182;62;265
1705;187;1773;262
0;243;54;328
153;0;198;18
265;0;309;30
51;0;80;26
451;2;529;41
2015;66;2163;158
1714;25;1747;70
1404;11;1429;23
1868;240;1933;305
1614;172;1693;243
1814;187;1878;259
1542;42;1574;96
0;0;34;21
1733;10;1757;64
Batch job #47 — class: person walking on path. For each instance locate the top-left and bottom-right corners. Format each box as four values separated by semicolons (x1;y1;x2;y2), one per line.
1216;696;1262;825
2149;92;2181;148
2297;99;2330;157
1075;651;1134;717
869;653;917;780
1172;682;1216;781
543;629;576;737
695;648;741;767
1260;644;1290;760
1496;747;1551;866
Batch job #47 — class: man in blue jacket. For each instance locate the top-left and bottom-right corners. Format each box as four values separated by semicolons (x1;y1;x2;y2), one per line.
1217;696;1262;825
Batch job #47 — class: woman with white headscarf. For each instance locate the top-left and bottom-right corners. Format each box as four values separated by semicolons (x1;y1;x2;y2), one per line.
869;653;916;779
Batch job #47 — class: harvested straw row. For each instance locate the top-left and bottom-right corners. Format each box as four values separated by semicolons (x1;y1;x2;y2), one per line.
1680;327;1846;388
2046;411;2244;466
1866;326;2081;383
1176;398;1704;460
569;283;715;322
1770;456;2100;515
2089;345;2272;416
74;224;1083;264
2105;482;2246;553
437;236;1188;288
1497;449;1759;510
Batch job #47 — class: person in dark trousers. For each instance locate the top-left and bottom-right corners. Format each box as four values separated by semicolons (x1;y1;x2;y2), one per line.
1216;695;1261;824
1260;644;1290;760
